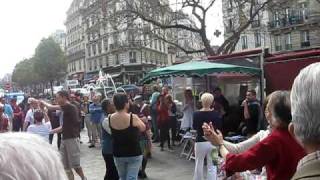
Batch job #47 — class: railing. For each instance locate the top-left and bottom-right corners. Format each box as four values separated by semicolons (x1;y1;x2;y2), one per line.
301;41;310;48
269;15;305;29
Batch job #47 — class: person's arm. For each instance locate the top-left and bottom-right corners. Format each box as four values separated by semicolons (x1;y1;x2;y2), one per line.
50;126;63;134
23;111;31;131
132;114;146;132
243;101;250;120
41;101;61;111
223;132;262;154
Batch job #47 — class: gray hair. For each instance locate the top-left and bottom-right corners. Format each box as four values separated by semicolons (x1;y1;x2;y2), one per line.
291;63;320;145
0;133;68;180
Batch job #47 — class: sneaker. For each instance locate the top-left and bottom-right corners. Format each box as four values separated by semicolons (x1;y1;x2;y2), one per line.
88;144;95;148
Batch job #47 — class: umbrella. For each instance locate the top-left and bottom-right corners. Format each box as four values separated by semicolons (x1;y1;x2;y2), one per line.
141;61;261;84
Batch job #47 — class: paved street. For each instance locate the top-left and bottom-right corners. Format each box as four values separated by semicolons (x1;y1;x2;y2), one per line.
70;129;194;180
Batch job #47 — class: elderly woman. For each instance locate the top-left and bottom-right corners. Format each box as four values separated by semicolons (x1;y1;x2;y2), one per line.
0;133;68;180
203;91;306;180
193;93;222;180
290;63;320;179
109;93;146;180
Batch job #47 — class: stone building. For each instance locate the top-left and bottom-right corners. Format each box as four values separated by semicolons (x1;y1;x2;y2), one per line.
267;0;320;52
222;0;320;53
65;0;86;84
80;0;169;85
50;30;67;51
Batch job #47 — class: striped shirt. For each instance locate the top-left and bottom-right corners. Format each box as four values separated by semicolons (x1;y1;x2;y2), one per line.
27;122;52;142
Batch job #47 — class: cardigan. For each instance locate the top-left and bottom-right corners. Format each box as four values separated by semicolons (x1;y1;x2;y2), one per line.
225;129;306;180
224;129;270;154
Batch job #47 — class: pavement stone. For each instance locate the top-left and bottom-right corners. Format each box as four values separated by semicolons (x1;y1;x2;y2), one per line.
70;129;195;180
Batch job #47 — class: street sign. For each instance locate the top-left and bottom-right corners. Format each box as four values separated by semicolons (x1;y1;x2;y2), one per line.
66;80;79;87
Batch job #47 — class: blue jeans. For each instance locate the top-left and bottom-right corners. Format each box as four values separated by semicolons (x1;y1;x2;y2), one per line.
114;155;143;180
151;112;159;140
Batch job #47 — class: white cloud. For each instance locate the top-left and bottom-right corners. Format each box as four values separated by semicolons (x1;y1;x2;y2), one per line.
0;0;72;78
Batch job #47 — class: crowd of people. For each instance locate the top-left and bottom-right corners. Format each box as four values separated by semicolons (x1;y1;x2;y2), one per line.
0;63;320;180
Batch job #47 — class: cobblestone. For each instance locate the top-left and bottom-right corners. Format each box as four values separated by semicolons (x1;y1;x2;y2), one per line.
70;130;194;180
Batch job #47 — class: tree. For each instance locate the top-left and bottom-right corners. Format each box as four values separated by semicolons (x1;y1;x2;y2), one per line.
111;0;273;55
33;38;67;97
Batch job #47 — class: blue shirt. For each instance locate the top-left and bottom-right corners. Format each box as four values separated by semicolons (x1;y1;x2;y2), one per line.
89;103;103;124
4;104;13;119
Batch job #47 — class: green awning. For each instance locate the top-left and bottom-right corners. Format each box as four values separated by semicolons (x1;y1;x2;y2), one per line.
141;61;261;84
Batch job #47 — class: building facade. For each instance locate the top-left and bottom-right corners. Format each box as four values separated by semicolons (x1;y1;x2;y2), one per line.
223;0;320;53
223;0;272;52
65;0;86;84
80;0;169;85
268;0;320;52
50;30;67;51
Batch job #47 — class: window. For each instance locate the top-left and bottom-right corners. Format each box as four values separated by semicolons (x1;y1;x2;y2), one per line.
285;33;292;50
79;59;82;70
254;32;261;47
275;35;282;51
105;56;109;67
227;19;233;32
115;54;119;65
155;39;158;50
241;36;248;49
93;44;96;56
104;38;108;51
89;61;92;71
301;30;310;48
299;2;308;20
129;51;137;63
98;41;102;54
273;11;280;27
94;59;97;69
99;58;103;68
227;0;233;10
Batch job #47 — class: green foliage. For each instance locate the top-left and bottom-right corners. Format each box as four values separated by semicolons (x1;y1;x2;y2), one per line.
34;38;67;82
12;37;67;87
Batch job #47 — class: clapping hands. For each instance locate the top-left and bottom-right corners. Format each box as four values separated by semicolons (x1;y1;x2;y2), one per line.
202;122;224;146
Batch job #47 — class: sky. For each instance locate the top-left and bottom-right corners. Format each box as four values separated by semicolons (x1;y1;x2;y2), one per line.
0;0;73;78
0;0;223;79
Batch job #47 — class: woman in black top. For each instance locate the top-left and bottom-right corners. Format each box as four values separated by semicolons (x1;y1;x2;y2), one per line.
109;93;145;180
193;93;222;180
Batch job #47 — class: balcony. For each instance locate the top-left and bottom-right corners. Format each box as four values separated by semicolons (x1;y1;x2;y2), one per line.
269;15;305;29
301;41;310;48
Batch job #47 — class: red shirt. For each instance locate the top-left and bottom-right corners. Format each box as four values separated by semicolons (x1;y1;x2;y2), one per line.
225;129;306;180
157;103;169;127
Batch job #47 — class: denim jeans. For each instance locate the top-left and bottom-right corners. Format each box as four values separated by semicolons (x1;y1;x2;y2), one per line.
113;155;143;180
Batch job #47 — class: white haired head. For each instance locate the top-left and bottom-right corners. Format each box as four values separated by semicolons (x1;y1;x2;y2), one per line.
201;93;214;108
291;62;320;145
0;133;67;180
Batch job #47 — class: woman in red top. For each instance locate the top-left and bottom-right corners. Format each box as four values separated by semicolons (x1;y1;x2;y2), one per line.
157;95;171;151
203;91;306;180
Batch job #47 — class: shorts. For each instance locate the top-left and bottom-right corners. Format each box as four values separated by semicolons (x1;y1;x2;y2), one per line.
60;138;81;169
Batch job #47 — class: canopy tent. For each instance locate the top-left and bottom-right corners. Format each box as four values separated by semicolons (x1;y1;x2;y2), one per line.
141;61;261;84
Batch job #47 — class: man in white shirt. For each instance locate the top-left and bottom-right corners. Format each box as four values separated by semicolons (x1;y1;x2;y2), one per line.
23;98;39;131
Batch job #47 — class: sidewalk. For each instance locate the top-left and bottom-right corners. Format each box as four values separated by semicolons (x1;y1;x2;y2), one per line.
70;130;195;180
